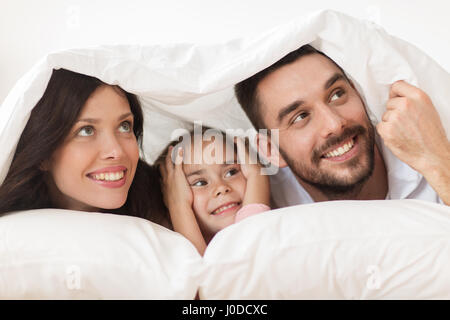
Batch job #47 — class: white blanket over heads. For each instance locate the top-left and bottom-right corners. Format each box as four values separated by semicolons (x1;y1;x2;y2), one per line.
0;10;449;299
1;10;449;177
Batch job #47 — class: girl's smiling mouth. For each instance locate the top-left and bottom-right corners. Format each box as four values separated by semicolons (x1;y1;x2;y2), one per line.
211;201;241;216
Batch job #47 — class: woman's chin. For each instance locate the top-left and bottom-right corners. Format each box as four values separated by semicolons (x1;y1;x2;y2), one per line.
86;197;127;211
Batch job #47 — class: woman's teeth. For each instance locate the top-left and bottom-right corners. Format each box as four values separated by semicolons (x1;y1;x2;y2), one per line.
324;139;355;158
91;171;125;181
212;202;239;215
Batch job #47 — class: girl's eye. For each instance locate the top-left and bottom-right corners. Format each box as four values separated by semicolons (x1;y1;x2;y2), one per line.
192;180;207;187
330;89;345;102
292;112;309;124
225;168;239;178
119;121;132;133
77;126;94;137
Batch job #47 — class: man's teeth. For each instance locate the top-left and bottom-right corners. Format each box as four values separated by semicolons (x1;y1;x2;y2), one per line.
324;139;355;158
92;171;125;181
212;203;239;215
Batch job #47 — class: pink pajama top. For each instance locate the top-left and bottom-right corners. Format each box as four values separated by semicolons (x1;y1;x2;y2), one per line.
234;203;271;223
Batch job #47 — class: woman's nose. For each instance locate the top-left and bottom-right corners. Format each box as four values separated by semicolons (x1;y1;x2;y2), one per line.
100;134;125;160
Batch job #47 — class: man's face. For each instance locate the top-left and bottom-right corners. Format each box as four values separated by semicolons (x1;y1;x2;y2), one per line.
257;53;375;198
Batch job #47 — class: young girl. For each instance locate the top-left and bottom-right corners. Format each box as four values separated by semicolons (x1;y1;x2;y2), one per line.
158;128;271;255
0;68;168;227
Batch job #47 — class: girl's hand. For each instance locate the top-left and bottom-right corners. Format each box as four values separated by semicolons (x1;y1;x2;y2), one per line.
159;146;208;255
235;137;261;179
159;146;193;211
235;137;271;207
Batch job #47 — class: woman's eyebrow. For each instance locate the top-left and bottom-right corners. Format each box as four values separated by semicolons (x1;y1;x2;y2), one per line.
76;112;133;124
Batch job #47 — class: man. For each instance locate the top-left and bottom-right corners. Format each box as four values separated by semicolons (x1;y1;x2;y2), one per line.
235;45;449;207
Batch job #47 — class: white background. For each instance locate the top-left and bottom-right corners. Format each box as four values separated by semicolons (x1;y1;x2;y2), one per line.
1;0;449;104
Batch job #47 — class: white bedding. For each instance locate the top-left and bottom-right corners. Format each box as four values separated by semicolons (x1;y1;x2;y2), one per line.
0;10;449;299
1;200;450;299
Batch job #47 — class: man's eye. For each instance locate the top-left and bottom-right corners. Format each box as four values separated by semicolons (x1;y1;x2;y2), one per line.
225;168;239;178
330;89;345;102
119;121;132;133
77;126;94;137
192;180;207;187
292;112;309;124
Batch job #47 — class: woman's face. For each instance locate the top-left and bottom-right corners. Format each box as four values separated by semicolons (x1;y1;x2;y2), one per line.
44;85;140;212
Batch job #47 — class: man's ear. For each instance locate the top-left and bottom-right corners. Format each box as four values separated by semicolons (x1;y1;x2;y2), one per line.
256;132;288;168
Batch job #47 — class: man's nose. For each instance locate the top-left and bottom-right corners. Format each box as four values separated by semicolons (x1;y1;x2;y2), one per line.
317;104;347;139
100;133;125;160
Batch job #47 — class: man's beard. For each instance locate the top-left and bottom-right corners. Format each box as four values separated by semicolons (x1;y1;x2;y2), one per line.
280;123;376;200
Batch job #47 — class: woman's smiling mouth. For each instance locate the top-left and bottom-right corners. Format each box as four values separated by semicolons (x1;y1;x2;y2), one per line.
87;166;127;188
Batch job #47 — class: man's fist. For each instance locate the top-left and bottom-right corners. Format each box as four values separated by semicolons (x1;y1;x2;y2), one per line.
376;80;449;174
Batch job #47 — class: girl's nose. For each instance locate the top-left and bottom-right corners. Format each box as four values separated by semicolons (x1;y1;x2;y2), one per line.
214;183;231;197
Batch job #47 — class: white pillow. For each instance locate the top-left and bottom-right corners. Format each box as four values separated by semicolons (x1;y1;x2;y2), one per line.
0;209;201;299
201;200;450;299
1;201;449;299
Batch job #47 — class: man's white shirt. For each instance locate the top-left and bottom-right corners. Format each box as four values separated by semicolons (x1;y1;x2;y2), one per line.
269;135;443;208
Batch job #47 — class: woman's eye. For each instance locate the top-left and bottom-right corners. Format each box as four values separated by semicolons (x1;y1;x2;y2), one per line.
330;89;345;102
292;112;309;124
225;168;239;177
192;180;207;187
77;126;94;137
119;121;132;133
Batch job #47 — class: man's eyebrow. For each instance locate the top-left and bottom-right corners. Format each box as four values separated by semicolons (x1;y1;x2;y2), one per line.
324;73;345;90
276;73;346;125
185;169;205;178
277;100;303;125
76;112;133;124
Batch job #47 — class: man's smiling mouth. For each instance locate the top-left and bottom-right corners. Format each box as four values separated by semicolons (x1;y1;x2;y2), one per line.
322;137;355;159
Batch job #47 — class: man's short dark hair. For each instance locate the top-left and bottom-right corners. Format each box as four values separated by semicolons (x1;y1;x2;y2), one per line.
234;44;348;130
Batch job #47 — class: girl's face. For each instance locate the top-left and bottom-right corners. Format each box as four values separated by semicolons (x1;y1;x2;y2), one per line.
182;140;246;240
44;85;139;212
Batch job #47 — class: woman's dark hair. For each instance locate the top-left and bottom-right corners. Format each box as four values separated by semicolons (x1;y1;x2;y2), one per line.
0;69;169;227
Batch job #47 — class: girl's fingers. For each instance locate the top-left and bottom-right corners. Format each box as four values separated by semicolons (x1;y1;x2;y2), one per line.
174;146;184;168
165;146;175;174
235;137;247;164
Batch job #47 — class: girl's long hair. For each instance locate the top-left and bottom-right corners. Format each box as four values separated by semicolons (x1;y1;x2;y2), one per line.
0;69;169;227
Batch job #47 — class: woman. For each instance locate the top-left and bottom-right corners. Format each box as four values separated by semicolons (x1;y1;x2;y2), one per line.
0;68;169;227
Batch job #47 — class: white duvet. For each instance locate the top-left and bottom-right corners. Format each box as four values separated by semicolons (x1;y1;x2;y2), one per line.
0;10;449;299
